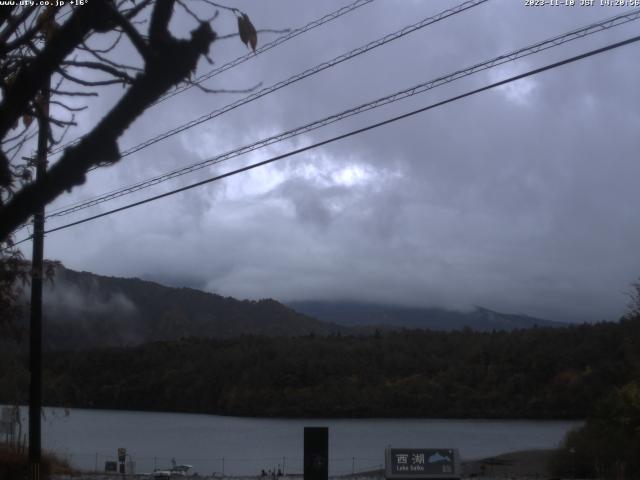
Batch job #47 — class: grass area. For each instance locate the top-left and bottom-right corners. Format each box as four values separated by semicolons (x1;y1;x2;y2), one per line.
462;449;553;478
0;442;76;479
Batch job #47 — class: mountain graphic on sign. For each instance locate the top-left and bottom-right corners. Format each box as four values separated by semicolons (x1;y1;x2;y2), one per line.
428;453;451;464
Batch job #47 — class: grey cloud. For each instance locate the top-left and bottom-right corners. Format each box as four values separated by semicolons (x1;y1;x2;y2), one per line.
43;278;137;320
32;1;640;324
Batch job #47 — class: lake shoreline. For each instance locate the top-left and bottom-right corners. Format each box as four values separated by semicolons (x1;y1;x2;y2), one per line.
8;406;577;477
3;403;587;422
49;448;556;480
37;446;561;480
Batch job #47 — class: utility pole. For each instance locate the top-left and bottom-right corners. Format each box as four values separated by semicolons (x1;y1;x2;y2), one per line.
28;62;50;480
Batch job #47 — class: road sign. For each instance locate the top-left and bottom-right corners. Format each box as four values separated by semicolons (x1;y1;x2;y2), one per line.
385;448;461;479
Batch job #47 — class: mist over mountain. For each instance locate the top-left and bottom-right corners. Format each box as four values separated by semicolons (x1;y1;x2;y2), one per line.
287;301;566;331
39;266;340;350
21;266;568;351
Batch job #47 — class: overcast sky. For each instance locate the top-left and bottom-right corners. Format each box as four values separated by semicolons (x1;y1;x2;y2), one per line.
18;0;640;323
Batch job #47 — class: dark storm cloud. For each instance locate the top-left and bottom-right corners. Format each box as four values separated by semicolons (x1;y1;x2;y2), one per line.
34;1;640;323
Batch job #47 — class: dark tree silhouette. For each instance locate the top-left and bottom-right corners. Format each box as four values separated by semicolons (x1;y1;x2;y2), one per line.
627;280;640;320
0;1;232;240
0;0;257;330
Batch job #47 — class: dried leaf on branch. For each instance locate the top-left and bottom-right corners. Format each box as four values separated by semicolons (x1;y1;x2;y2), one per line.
237;13;257;52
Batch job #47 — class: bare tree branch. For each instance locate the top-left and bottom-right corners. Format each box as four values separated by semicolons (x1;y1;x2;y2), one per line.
61;60;137;83
6;130;37;163
177;0;203;24
50;89;99;97
149;0;175;47
0;6;36;55
122;0;154;21
0;7;217;240
109;9;153;62
2;123;33;145
49;100;88;113
56;68;129;87
80;31;124;54
0;1;113;140
79;42;143;72
201;1;240;15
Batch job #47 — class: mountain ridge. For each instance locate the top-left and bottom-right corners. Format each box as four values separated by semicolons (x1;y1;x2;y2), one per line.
27;265;566;351
286;300;565;331
39;266;341;350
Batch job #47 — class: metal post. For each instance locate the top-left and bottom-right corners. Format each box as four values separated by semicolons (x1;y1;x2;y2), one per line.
222;457;225;476
28;76;49;480
304;427;328;480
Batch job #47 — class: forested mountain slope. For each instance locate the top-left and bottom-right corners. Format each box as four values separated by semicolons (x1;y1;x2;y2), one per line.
2;317;634;419
38;266;341;350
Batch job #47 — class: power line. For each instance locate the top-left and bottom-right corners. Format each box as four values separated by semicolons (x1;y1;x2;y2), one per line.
22;33;640;243
61;0;489;167
44;7;640;220
6;0;489;239
48;0;376;156
43;0;491;217
154;0;375;105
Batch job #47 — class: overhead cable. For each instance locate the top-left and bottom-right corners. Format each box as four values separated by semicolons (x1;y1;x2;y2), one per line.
22;33;640;243
155;0;376;105
48;0;376;155
58;0;489;164
45;7;640;220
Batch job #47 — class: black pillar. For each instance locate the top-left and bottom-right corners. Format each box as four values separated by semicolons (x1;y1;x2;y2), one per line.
304;427;328;480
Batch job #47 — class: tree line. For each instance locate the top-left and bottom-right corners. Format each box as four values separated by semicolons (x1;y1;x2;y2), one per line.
1;318;638;419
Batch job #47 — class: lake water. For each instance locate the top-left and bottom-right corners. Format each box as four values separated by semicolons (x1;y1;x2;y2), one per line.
15;407;580;476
